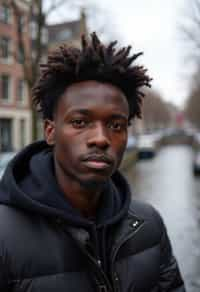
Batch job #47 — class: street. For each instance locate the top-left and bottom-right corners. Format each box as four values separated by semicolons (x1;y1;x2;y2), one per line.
124;145;200;292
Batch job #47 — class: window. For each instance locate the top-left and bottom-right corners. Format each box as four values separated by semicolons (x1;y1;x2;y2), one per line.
0;37;12;61
18;45;25;64
41;27;48;44
31;50;36;60
0;119;12;151
0;4;12;24
1;75;11;102
58;29;72;41
17;79;27;105
18;15;26;33
20;119;26;148
30;21;37;40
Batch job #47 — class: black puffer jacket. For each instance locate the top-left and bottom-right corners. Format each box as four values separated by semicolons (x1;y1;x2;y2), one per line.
0;141;185;292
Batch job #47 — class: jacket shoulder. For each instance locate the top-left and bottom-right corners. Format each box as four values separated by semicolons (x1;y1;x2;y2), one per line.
128;199;165;237
0;204;32;224
0;204;41;244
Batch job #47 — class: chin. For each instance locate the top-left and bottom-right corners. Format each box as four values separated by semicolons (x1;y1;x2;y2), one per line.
80;174;110;189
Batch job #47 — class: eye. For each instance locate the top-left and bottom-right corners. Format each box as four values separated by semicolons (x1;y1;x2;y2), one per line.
109;121;126;131
71;118;88;128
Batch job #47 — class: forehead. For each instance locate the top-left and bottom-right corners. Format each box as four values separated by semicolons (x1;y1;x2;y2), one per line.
56;80;129;116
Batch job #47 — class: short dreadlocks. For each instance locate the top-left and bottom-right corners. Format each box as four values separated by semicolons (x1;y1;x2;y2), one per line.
32;32;151;120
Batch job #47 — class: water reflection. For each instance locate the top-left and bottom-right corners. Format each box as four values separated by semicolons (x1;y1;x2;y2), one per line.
124;145;200;292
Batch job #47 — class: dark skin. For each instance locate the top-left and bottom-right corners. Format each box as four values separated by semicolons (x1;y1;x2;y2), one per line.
44;80;129;217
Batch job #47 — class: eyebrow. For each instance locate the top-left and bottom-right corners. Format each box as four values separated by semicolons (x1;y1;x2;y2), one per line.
109;114;128;121
67;109;128;121
67;109;91;115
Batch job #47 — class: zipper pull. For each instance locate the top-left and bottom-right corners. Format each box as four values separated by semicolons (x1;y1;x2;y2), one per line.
98;284;108;292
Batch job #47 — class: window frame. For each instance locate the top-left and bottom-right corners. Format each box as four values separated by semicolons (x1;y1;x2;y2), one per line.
0;74;12;103
0;36;12;63
17;79;27;106
0;4;12;24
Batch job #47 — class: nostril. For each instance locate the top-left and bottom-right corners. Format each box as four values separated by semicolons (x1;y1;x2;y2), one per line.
87;138;110;149
87;127;110;148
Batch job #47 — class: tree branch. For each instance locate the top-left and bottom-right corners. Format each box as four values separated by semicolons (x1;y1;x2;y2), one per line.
45;0;66;16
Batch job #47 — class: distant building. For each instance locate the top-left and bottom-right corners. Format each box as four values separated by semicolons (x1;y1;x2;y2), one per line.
48;10;87;50
0;0;32;151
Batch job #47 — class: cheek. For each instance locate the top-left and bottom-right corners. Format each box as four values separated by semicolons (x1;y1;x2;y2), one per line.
60;140;80;157
113;142;127;170
55;142;81;173
112;135;127;157
55;129;85;159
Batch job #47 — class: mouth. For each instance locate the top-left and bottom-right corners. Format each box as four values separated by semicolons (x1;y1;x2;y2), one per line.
83;160;111;170
81;154;114;170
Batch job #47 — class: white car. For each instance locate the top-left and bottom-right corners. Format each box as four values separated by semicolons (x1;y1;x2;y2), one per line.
137;135;156;159
126;135;137;150
0;152;16;179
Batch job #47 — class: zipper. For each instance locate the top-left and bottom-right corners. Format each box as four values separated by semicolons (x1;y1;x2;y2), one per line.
61;224;113;292
79;244;113;292
84;247;112;291
110;219;144;292
98;284;109;292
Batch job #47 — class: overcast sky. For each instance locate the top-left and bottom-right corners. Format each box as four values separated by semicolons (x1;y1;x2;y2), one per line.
48;0;194;109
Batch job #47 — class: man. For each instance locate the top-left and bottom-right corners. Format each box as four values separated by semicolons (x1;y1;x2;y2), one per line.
0;33;185;291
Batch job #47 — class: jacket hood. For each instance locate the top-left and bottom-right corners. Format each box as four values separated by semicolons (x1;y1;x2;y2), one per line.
0;141;131;227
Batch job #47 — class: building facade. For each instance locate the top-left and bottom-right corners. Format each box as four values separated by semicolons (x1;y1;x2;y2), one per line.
48;10;87;51
0;0;32;151
0;2;88;150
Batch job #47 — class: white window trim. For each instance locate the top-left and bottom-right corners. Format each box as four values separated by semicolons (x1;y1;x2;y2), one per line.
20;118;26;148
17;79;28;106
30;21;37;40
41;27;48;44
1;75;13;104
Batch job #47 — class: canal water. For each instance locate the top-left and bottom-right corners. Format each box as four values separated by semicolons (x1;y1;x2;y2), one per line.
124;145;200;292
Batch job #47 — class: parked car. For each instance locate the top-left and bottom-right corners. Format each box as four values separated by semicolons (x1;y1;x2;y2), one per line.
193;132;200;146
193;152;200;175
150;130;164;142
137;134;156;159
0;152;16;179
126;135;137;151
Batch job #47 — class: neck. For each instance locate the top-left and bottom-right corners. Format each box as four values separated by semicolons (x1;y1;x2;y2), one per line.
54;159;105;218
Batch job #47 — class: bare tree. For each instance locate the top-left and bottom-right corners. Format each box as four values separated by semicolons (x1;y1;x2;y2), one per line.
142;89;171;130
184;69;200;129
181;0;200;128
181;0;200;63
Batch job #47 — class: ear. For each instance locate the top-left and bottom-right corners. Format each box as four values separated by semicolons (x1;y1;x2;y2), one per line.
44;119;55;146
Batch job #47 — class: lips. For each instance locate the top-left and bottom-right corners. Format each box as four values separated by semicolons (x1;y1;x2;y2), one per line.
83;160;111;170
81;154;114;170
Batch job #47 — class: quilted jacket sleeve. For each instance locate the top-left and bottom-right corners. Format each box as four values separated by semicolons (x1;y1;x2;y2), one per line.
159;221;186;292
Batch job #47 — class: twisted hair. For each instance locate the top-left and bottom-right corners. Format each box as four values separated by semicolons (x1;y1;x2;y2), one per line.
32;32;151;120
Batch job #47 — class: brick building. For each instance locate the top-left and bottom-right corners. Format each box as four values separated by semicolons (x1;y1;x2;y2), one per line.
0;2;88;150
0;0;32;151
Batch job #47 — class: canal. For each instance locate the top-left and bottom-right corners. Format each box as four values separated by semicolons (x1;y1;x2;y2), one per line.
124;145;200;292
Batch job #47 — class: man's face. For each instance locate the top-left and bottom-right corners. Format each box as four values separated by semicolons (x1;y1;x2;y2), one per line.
45;80;129;187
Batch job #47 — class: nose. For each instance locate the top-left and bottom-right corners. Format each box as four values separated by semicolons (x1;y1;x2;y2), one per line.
87;123;110;149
